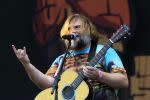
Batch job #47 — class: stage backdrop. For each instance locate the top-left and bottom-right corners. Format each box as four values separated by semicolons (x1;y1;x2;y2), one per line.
32;0;134;68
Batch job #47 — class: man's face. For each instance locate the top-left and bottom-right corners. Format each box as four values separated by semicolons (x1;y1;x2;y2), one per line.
68;18;85;35
65;18;91;50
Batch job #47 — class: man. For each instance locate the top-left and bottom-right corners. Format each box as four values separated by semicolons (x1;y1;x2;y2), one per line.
12;14;128;100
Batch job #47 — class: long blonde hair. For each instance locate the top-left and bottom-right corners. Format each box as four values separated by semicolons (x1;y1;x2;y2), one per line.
60;14;100;41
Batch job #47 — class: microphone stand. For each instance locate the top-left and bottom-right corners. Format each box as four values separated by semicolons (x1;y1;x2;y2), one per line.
51;40;71;100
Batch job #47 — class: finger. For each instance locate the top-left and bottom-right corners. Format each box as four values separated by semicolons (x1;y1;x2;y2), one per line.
23;46;26;54
12;45;17;53
16;49;21;55
17;50;24;58
86;66;95;71
83;67;91;74
83;69;93;77
83;66;87;71
20;50;24;55
66;60;74;64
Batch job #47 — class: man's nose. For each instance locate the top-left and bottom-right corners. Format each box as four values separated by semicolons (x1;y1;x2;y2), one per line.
69;28;76;34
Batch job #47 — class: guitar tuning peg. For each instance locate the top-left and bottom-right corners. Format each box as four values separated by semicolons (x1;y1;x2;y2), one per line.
127;32;131;35
123;37;127;39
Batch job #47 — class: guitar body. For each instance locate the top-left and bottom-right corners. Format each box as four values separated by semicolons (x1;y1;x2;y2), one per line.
35;69;90;100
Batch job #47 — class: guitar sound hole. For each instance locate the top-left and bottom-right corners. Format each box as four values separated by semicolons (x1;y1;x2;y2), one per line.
62;85;75;99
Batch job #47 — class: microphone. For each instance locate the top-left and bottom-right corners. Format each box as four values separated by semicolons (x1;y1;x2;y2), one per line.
62;33;79;40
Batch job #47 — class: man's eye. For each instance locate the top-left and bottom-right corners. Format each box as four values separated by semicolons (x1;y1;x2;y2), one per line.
68;27;70;30
74;25;80;29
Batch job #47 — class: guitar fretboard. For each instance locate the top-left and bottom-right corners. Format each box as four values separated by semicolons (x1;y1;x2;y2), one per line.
71;39;113;89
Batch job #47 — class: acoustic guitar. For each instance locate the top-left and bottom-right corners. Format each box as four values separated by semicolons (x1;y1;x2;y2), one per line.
35;25;129;100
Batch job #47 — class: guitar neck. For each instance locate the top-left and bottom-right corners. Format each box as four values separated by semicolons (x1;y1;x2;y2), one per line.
71;71;85;89
71;39;113;89
89;39;113;66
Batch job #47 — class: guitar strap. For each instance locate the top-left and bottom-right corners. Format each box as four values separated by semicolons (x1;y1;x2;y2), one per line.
87;39;98;62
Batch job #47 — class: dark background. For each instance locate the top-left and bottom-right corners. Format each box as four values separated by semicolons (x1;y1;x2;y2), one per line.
0;0;150;100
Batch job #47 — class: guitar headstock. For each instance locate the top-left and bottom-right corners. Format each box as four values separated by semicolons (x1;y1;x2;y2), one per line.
110;24;130;43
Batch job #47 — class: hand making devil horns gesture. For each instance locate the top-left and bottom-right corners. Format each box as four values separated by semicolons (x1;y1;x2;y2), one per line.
12;45;30;66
